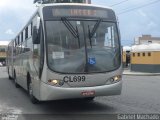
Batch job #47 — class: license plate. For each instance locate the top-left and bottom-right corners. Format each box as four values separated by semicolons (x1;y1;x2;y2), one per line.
81;91;95;96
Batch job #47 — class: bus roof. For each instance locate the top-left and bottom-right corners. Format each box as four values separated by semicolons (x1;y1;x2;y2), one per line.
40;3;113;10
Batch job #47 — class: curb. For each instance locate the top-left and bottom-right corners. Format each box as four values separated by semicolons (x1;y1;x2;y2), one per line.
123;71;160;76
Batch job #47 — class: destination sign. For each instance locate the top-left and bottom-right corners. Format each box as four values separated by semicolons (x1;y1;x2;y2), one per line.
43;6;116;20
53;9;97;16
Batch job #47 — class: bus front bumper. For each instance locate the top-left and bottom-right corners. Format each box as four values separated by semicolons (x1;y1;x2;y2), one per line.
39;81;122;101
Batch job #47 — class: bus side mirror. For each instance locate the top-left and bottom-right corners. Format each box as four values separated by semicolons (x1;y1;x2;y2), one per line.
33;0;42;4
33;17;41;44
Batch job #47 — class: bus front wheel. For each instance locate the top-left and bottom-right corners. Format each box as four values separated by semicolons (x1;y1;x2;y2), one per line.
14;71;20;88
84;97;95;101
28;79;39;104
8;68;12;80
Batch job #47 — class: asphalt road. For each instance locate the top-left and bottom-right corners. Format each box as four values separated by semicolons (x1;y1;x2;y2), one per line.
0;67;160;119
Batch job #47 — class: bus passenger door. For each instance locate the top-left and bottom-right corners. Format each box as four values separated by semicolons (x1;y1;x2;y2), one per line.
33;21;44;79
32;18;44;98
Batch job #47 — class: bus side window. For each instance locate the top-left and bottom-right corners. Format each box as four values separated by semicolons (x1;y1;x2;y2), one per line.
104;26;115;48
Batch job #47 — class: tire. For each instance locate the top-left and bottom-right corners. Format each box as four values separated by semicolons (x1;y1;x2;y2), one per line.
14;71;20;88
84;97;95;101
9;75;12;80
28;80;39;104
8;68;12;80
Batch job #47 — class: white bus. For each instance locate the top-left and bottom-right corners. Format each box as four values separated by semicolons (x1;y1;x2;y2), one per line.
7;1;122;104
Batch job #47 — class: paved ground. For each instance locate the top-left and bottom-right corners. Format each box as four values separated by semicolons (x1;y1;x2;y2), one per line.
0;67;160;119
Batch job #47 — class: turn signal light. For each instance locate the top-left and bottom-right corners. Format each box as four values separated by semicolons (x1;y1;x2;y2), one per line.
48;79;64;86
106;75;122;85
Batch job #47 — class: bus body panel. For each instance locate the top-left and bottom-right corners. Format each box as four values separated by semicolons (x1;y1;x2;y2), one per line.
45;67;122;87
37;66;122;101
39;80;122;101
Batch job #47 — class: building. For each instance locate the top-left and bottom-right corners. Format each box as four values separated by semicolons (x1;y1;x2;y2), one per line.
131;43;160;73
0;41;9;65
134;35;160;45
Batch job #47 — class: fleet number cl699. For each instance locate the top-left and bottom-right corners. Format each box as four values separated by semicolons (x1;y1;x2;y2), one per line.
63;76;86;83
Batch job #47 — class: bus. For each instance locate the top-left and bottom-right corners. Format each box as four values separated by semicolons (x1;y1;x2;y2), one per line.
7;2;122;104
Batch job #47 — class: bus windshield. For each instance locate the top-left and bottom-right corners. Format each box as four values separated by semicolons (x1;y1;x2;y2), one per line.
45;19;121;73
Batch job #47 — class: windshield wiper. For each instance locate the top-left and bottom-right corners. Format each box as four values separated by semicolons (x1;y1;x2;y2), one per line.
88;25;92;48
61;17;80;48
89;19;102;39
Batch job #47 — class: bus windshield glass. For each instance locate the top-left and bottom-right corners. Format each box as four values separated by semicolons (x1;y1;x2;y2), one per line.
45;19;121;73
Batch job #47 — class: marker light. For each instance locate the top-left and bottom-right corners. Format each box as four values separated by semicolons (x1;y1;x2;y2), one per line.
106;75;122;85
48;79;64;86
113;75;121;81
48;80;58;85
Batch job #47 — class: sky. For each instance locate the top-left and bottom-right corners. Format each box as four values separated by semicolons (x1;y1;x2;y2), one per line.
0;0;160;46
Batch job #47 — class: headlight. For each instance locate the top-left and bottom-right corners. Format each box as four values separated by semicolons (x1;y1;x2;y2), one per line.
106;75;122;85
113;75;121;81
48;79;64;86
